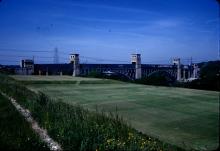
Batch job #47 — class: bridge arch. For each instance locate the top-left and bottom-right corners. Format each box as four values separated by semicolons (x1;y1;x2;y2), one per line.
146;70;176;83
102;71;134;80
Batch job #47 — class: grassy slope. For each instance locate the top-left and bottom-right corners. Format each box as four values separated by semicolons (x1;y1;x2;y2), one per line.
0;94;49;150
12;75;219;150
11;75;121;84
3;75;181;151
11;75;104;81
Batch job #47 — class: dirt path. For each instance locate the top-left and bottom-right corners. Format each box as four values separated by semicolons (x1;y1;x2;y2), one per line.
0;92;62;151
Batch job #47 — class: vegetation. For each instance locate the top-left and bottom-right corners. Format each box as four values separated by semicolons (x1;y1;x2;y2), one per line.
10;75;104;81
0;74;183;151
84;61;220;91
137;61;220;91
0;65;16;74
135;71;176;86
0;93;48;151
12;75;219;150
181;61;220;91
86;70;131;82
32;93;178;151
11;75;122;85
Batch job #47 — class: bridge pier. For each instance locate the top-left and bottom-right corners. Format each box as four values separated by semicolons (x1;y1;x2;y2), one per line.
188;69;191;79
173;58;181;81
66;53;199;81
131;54;142;79
70;54;80;77
193;64;199;78
183;68;185;80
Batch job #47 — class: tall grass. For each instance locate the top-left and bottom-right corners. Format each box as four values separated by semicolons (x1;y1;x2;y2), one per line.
0;74;184;151
0;94;49;150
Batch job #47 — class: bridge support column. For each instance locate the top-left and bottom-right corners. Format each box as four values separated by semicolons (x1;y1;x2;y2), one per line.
135;65;141;79
173;58;181;81
131;54;142;79
193;64;199;78
69;54;80;77
183;68;185;81
177;66;181;81
188;69;191;79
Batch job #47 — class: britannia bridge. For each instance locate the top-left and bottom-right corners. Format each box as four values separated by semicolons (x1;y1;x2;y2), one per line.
18;54;199;82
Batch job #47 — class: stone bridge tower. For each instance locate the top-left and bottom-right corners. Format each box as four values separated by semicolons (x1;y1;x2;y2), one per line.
131;54;142;79
173;58;181;81
70;54;80;76
193;64;199;79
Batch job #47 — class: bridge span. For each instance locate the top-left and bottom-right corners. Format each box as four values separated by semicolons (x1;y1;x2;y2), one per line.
18;54;199;82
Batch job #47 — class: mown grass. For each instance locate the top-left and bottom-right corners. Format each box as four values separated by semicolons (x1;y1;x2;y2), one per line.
11;75;123;85
0;74;182;151
11;75;105;81
33;93;177;151
0;94;49;151
20;76;219;150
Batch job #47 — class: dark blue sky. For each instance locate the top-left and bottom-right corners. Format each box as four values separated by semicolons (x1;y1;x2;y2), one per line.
0;0;219;65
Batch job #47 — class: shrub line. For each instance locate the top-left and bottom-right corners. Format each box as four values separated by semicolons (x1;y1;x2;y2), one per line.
0;91;62;151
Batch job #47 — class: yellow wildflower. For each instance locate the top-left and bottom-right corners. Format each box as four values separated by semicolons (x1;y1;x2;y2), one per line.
107;139;112;144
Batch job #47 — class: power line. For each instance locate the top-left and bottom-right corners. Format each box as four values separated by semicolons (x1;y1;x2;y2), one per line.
0;55;214;65
81;55;128;63
0;48;73;55
0;48;217;64
0;54;67;60
54;47;59;64
216;0;220;60
0;60;20;63
0;48;53;53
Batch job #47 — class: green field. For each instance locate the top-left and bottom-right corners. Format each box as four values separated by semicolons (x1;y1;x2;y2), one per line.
10;75;105;81
12;75;219;150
